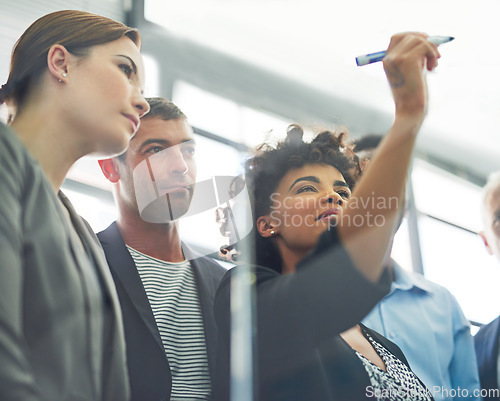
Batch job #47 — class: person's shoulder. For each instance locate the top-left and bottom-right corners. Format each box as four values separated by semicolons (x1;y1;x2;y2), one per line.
214;264;280;318
0;123;42;196
0;123;29;165
409;271;447;293
397;269;472;334
394;264;465;310
0;122;12;136
96;221;121;242
476;315;500;339
0;123;21;149
396;264;453;297
412;272;462;306
181;244;234;276
195;254;228;274
218;264;279;289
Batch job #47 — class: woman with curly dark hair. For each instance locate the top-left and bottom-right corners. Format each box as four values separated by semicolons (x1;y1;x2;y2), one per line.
214;32;442;401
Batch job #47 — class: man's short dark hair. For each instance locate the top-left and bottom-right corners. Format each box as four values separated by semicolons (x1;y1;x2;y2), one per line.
352;134;383;153
144;97;186;122
116;97;187;162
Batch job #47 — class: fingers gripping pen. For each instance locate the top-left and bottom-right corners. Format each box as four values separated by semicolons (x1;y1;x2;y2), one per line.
355;35;454;66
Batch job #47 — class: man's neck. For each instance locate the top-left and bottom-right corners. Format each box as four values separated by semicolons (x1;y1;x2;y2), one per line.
117;216;185;263
386;258;396;282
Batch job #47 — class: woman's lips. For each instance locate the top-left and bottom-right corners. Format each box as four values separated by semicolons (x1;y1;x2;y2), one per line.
316;208;339;220
124;114;140;133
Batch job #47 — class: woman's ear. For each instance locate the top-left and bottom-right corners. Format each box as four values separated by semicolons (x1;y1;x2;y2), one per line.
46;44;71;83
98;159;121;183
256;215;277;238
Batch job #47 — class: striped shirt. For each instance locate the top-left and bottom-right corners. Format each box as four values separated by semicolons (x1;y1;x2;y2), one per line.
128;246;211;400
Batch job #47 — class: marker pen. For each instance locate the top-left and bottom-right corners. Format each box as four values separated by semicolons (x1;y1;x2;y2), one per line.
355;35;454;66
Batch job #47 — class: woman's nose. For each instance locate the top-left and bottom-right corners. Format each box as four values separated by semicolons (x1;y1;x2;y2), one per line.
325;191;344;206
135;91;150;118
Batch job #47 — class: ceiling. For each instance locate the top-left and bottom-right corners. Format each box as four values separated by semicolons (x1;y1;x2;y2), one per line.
143;0;500;183
1;0;498;186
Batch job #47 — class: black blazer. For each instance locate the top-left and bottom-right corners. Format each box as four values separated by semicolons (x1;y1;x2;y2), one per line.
214;228;431;401
98;222;226;401
475;315;500;400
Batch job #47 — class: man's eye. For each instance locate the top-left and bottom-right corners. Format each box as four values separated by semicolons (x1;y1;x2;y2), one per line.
183;146;196;155
147;146;163;154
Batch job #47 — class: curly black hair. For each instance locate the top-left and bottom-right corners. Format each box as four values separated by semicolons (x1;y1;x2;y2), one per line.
219;124;359;273
247;124;358;219
352;134;383;153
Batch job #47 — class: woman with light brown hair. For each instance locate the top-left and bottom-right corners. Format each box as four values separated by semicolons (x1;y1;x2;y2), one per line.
0;10;149;401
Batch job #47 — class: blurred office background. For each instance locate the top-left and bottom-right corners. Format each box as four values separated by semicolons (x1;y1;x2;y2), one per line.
1;0;499;328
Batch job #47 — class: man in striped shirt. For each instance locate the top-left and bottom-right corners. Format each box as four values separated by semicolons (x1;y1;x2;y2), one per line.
98;97;226;401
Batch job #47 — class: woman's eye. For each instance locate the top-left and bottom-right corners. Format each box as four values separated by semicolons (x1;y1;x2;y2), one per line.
296;185;317;194
338;190;351;199
119;64;133;78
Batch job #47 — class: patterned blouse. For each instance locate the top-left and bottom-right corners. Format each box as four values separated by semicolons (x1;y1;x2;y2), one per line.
355;326;433;401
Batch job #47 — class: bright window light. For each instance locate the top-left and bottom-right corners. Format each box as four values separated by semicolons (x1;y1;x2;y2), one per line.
142;54;161;97
173;80;291;147
419;215;500;325
412;159;483;233
62;187;117;233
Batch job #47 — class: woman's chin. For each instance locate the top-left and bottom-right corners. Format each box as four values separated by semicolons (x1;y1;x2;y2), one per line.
94;136;130;158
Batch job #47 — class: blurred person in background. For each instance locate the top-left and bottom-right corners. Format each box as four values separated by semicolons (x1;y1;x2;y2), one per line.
475;171;500;400
354;134;482;401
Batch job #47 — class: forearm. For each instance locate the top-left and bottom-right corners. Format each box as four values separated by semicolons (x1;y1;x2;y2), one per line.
338;33;439;282
340;115;419;281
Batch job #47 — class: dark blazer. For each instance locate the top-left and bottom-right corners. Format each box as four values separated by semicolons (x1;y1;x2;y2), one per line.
98;222;226;401
475;315;500;400
214;228;431;401
0;124;129;401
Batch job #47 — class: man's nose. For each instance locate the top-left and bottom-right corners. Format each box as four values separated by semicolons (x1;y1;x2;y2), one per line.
169;149;188;175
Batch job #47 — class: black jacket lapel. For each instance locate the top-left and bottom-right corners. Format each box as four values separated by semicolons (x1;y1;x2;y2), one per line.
97;222;164;352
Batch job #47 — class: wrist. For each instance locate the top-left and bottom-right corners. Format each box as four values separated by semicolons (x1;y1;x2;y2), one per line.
391;113;425;138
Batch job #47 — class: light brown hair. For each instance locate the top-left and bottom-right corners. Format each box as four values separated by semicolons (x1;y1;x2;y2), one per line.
0;10;140;112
